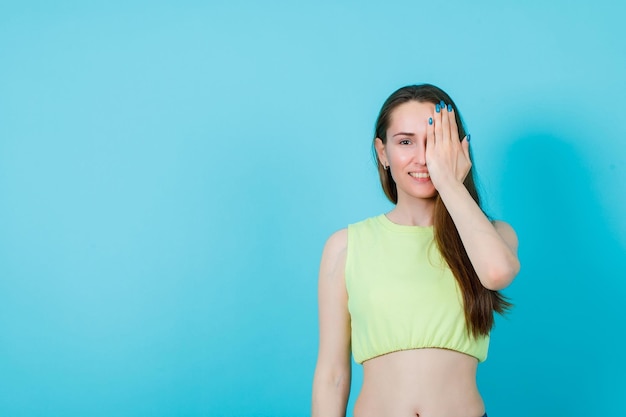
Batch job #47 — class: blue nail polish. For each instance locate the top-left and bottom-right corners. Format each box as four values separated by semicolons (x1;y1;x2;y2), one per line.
467;134;471;142
435;104;440;113
447;104;452;112
428;117;433;125
439;100;445;108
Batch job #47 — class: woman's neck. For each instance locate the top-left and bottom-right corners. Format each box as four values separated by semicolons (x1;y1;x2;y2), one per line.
386;197;436;227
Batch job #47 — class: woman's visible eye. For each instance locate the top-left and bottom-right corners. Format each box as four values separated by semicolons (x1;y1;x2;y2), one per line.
399;139;411;145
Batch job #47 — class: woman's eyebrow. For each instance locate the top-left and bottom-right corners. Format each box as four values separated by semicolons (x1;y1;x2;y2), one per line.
392;132;415;137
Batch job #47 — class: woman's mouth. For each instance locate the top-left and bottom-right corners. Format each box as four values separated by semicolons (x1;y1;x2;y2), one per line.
409;172;430;179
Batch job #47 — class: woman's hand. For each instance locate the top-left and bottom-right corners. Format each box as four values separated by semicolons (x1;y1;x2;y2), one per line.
424;102;520;289
425;102;471;190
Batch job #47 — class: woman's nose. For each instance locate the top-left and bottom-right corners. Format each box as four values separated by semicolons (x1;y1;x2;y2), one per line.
414;141;427;165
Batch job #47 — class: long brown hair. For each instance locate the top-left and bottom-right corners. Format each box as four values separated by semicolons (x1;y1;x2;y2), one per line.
372;84;511;337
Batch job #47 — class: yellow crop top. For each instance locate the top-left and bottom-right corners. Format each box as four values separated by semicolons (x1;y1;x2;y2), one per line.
345;214;489;364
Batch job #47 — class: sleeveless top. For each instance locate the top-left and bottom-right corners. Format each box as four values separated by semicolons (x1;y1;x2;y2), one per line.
345;214;489;364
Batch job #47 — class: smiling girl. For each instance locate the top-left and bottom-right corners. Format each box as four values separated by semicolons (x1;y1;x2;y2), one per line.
312;84;520;417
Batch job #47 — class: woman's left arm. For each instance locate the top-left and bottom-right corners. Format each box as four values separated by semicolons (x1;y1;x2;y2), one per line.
426;104;520;290
438;181;519;290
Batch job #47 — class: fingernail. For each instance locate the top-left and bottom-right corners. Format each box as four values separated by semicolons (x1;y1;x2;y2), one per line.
429;117;433;125
439;100;445;108
467;134;471;142
447;104;452;112
435;104;440;113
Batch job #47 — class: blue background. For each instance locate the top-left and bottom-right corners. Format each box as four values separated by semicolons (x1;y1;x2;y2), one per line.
1;1;625;416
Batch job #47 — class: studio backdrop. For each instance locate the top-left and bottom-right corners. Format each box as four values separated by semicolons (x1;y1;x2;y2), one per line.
1;1;625;416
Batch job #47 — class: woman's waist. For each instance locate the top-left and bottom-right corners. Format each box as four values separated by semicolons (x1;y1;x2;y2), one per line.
361;347;481;396
357;349;483;417
364;347;478;376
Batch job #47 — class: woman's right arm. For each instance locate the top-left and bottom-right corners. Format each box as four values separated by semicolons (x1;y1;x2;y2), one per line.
311;228;352;417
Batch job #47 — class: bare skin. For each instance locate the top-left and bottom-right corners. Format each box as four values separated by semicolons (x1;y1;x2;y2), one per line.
313;230;487;417
312;99;519;417
356;349;484;417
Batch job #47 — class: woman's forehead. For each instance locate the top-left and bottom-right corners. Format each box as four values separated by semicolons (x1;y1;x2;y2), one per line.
388;101;434;132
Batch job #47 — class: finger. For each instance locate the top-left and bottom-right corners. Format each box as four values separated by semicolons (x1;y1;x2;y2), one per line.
434;101;444;144
440;101;451;143
427;115;435;154
448;105;460;143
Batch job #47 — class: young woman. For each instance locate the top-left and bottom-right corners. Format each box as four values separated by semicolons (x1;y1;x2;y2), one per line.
311;84;520;417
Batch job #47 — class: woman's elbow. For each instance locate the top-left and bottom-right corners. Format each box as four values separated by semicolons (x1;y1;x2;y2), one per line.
481;258;520;291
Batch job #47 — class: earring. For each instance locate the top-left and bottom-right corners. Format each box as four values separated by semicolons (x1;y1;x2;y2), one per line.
384;164;389;170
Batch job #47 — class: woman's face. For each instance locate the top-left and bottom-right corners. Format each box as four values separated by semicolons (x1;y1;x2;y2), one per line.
376;100;437;201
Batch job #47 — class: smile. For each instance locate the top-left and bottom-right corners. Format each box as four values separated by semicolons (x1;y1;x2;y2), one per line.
409;172;430;179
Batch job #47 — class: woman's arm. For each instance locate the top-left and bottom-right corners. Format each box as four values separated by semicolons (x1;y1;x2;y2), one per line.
437;182;520;290
426;105;520;290
312;229;352;417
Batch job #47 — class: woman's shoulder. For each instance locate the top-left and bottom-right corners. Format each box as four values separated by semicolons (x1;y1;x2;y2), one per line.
323;214;384;254
324;228;348;255
348;214;384;229
319;229;348;281
327;215;381;242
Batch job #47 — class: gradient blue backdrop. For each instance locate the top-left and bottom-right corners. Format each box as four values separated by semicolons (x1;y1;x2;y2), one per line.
1;1;625;416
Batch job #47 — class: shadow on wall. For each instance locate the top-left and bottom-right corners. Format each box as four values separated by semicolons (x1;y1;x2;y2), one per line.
499;133;626;416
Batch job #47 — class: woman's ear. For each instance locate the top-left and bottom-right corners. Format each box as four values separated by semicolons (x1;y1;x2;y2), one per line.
374;138;387;167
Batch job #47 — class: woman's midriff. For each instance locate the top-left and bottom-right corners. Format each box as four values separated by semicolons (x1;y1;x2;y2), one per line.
354;348;485;417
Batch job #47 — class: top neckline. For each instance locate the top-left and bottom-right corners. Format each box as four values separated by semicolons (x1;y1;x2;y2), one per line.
376;214;434;234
